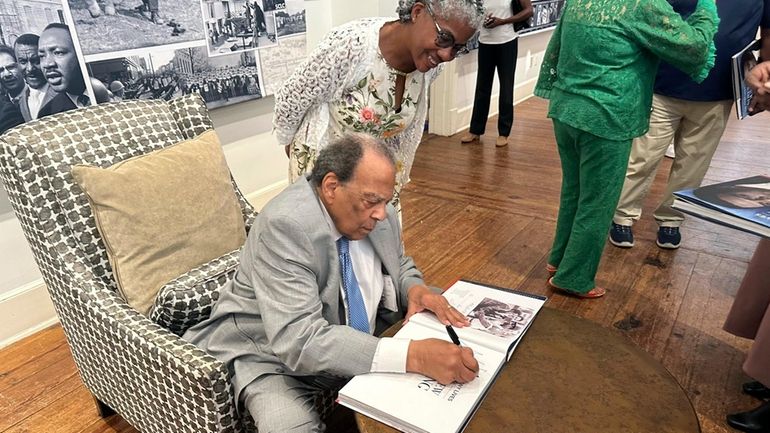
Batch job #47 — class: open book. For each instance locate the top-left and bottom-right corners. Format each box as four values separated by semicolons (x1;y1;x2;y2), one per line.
338;280;546;433
672;175;770;238
732;39;761;119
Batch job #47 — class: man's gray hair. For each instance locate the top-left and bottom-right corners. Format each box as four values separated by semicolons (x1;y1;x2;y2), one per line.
397;0;485;29
309;133;396;186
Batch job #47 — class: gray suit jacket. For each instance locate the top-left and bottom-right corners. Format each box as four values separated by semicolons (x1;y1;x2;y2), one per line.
183;177;425;406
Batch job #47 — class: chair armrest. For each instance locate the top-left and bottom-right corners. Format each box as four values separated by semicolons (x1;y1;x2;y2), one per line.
149;249;240;335
56;274;241;433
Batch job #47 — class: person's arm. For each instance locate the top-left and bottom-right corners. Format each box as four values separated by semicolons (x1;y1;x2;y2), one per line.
272;21;367;148
486;0;533;27
625;0;719;83
533;13;563;99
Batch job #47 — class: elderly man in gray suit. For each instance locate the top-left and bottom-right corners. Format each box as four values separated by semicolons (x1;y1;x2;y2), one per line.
184;132;479;432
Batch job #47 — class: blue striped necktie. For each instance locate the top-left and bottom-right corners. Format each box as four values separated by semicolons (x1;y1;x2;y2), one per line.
337;237;370;333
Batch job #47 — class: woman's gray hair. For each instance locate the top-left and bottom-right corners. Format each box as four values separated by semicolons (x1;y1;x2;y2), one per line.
397;0;485;29
309;133;396;186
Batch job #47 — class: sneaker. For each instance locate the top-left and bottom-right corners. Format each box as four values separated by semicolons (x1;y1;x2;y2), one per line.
609;223;634;248
656;226;681;249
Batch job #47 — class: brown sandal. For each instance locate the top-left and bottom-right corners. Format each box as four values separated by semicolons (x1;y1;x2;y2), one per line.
548;277;606;299
545;264;558;276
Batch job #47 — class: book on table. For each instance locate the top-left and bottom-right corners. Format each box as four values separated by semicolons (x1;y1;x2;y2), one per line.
731;39;761;119
672;175;770;238
337;279;547;433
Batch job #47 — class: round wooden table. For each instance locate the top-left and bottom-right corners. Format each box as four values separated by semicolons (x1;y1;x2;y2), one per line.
356;308;700;433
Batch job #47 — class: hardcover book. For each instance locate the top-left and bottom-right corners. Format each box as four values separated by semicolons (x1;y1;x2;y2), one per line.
337;280;546;433
732;39;761;119
672;175;770;238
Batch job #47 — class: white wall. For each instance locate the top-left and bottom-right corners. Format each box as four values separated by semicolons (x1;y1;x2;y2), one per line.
0;1;554;348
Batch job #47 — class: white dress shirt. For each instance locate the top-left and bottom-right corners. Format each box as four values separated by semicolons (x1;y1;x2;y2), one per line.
27;85;48;119
318;195;410;373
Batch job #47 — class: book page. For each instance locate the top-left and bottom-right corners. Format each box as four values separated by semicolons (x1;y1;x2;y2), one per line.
339;323;505;433
410;280;545;353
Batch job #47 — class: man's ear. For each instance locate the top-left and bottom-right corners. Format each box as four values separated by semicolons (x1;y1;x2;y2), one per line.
320;172;340;200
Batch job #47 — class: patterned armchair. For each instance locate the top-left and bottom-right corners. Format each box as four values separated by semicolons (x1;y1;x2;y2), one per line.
0;94;261;432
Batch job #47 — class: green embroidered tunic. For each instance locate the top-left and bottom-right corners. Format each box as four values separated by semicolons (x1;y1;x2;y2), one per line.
534;0;719;141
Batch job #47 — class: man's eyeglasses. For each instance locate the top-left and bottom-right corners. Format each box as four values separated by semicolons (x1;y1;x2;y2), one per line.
424;2;470;57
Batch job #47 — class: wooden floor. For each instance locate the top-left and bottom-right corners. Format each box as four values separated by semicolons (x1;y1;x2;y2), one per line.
1;97;767;432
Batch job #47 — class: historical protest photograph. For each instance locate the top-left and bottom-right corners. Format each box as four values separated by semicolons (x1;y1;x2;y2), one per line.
275;0;305;39
203;0;278;57
0;0;94;135
86;44;263;108
66;0;204;55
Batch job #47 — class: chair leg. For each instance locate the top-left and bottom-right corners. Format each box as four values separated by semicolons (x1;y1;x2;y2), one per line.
92;395;116;418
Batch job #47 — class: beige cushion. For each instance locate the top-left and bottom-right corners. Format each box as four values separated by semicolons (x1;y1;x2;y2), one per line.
71;130;246;315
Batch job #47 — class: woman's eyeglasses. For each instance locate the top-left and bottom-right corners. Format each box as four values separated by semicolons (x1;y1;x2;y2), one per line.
424;2;470;57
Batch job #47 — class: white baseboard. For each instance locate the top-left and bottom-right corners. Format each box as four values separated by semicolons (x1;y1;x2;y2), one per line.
0;280;58;349
0;183;288;350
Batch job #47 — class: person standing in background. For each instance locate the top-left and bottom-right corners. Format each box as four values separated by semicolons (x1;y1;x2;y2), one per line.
0;46;26;105
273;0;484;211
610;0;770;250
534;0;719;298
721;65;770;433
460;0;532;147
37;23;91;118
14;34;55;122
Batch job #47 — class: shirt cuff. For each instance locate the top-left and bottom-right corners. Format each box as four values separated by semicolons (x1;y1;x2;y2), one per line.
369;337;410;373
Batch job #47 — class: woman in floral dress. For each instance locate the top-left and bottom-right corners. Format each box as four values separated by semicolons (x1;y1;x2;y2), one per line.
273;0;484;208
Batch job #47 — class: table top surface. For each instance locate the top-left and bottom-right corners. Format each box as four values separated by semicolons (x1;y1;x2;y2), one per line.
356;307;700;433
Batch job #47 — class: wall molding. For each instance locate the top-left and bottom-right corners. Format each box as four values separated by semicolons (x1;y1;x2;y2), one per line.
0;279;57;349
245;179;289;211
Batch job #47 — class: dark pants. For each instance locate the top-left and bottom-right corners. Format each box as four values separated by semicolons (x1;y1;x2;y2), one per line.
469;38;518;137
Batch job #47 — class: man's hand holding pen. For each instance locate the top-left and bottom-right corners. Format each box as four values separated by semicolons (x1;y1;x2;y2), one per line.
404;284;479;385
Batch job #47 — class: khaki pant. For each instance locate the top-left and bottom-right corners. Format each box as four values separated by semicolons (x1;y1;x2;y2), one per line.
614;94;732;227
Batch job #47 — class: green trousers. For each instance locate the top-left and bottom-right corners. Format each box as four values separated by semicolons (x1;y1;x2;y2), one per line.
548;120;632;293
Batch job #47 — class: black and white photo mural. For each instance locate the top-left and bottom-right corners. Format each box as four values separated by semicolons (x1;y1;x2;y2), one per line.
0;0;94;135
87;44;263;108
67;0;205;55
202;0;278;57
275;0;305;39
0;0;305;118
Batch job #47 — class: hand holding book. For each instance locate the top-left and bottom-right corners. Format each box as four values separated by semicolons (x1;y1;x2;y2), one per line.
405;284;470;327
748;61;770;114
747;61;770;95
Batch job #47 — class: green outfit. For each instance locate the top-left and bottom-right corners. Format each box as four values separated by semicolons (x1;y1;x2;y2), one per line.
534;0;719;293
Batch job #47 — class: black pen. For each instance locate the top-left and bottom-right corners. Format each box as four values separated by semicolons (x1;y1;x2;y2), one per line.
445;324;462;346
